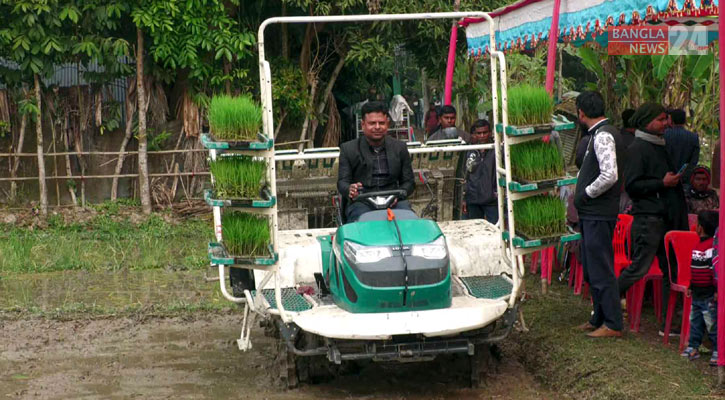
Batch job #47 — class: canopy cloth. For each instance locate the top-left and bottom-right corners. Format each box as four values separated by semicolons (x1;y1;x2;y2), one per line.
464;0;719;56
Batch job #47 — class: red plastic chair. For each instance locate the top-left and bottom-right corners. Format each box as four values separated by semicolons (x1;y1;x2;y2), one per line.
613;214;634;277
662;231;700;351
688;214;698;232
627;258;663;332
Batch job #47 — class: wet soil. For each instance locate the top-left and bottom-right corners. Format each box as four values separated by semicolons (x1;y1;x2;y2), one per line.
0;270;554;399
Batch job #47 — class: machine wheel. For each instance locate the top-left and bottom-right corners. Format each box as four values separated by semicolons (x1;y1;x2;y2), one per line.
469;343;501;388
229;267;255;297
276;340;299;389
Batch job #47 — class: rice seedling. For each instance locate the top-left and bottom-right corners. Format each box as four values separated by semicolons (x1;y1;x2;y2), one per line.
222;212;270;257
510;140;564;182
208;95;262;141
209;156;266;199
505;84;554;126
513;195;567;238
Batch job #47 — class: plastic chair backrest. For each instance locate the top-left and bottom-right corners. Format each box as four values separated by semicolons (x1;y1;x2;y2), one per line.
664;230;700;287
688;214;698;232
613;214;634;259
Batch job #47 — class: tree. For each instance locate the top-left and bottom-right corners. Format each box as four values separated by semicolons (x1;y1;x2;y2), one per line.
0;0;72;216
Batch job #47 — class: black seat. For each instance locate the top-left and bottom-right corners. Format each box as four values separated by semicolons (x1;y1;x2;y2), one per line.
357;209;419;222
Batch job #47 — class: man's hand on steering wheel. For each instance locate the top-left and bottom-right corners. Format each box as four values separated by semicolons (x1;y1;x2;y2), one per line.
349;182;363;199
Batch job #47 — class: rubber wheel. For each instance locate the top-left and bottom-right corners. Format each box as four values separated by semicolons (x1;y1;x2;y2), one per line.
229;267;255;297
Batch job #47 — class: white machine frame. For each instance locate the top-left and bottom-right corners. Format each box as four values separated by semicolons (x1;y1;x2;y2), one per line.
215;11;528;350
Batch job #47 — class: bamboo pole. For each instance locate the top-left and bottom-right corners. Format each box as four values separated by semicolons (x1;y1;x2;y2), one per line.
0;149;208;157
0;171;210;182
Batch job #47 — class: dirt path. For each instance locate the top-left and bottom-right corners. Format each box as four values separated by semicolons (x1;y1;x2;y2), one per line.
0;314;553;399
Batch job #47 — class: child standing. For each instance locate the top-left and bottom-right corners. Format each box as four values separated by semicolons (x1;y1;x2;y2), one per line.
681;210;719;365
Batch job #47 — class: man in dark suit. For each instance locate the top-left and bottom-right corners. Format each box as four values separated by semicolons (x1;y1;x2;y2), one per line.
338;101;415;222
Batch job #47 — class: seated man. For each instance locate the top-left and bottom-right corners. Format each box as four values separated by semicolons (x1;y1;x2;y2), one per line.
686;166;719;214
426;105;471;143
338;101;415;222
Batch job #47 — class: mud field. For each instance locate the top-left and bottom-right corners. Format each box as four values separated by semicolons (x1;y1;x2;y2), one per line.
0;315;553;399
0;270;553;399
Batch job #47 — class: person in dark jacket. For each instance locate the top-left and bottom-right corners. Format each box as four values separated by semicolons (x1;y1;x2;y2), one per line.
426;105;471;143
462;119;497;223
619;103;689;335
620;108;636;149
665;109;700;184
572;91;625;338
337;101;415;222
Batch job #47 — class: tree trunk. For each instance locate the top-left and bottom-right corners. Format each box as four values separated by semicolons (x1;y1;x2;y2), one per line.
136;28;152;214
9;112;27;201
281;2;289;60
111;78;136;201
297;79;318;151
61;115;78;206
308;54;346;145
34;74;48;216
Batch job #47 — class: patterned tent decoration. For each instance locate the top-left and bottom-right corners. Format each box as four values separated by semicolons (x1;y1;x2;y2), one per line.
464;0;719;57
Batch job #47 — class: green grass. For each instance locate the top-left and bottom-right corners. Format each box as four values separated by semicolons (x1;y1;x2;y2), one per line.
208;94;262;141
510;140;564;182
209;155;266;199
221;212;270;257
513;195;567;238
506;84;554;126
0;213;212;274
506;274;714;399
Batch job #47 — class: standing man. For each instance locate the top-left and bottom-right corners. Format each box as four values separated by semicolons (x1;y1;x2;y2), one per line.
338;101;415;222
424;103;439;137
619;103;689;335
665;109;699;185
462;120;498;224
573;91;625;338
426;105;471;143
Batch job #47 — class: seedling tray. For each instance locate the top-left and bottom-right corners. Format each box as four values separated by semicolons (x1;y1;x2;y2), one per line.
204;189;276;208
201;132;274;150
502;228;580;248
208;242;278;266
499;175;577;192
496;115;575;136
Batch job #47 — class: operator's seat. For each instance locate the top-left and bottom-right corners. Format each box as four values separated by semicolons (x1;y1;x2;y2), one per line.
358;209;419;222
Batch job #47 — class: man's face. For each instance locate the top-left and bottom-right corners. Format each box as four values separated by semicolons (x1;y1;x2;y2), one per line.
362;111;389;142
645;112;670;135
439;113;456;129
471;126;492;144
692;173;709;192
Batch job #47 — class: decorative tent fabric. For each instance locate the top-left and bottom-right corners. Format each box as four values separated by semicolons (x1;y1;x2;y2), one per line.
464;0;719;56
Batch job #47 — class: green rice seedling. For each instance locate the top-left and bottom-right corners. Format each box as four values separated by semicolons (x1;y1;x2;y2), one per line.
505;84;554;126
513;195;567;238
209;156;266;199
208;95;262;141
222;212;270;257
510;140;564;182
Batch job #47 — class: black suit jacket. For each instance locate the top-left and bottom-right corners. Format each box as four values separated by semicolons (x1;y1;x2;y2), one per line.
337;136;415;199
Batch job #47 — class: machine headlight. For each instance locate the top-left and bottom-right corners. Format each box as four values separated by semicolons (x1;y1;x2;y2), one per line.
411;236;447;260
343;241;393;264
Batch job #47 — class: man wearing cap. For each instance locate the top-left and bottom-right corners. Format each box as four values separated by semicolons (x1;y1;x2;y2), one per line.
686;166;720;214
619;103;688;335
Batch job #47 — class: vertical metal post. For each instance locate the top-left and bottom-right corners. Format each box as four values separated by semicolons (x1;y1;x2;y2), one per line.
545;0;561;95
717;0;725;376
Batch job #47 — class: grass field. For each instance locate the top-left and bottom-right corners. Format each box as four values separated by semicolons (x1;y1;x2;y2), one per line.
0;207;213;274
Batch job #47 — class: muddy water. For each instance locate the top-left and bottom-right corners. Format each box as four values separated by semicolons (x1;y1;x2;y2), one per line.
0;270;553;399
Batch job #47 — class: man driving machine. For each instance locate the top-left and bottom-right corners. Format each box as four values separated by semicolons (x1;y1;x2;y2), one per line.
337;101;416;222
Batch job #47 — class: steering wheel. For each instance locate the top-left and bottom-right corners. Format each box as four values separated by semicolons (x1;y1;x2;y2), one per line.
354;189;408;210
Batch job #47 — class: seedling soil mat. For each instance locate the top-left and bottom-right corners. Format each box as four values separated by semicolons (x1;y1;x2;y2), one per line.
499;176;577;192
208;242;278;266
495;115;575;136
201;133;274;150
204;189;276;208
